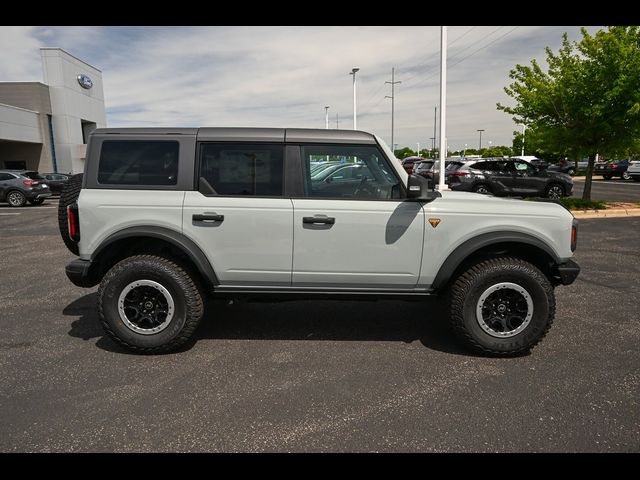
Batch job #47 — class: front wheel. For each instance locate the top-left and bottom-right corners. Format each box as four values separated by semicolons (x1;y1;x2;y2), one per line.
98;255;204;354
448;257;555;356
473;184;492;195
545;183;565;199
622;171;631;181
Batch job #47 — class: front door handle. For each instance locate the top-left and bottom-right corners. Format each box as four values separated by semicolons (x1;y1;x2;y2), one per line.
303;216;335;225
193;213;224;223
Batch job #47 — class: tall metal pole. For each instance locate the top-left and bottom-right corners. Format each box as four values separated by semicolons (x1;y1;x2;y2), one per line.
350;68;359;129
521;124;526;156
477;129;485;150
417;142;420;156
336;112;339;129
385;67;401;152
438;26;448;191
430;136;435;158
433;107;437;159
325;106;330;129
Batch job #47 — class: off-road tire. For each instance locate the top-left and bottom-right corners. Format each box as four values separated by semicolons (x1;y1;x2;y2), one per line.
97;255;204;354
448;257;555;357
57;173;83;255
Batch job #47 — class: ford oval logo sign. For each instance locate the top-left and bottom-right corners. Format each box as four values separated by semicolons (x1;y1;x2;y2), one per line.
77;74;93;90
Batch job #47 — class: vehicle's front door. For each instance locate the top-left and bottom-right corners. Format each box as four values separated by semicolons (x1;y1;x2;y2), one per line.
511;160;547;195
182;142;293;287
291;144;425;289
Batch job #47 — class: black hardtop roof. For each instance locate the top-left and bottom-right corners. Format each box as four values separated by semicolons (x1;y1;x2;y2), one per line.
91;127;377;144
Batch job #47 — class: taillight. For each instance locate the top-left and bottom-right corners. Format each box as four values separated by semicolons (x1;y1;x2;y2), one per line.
571;219;578;252
451;171;468;177
67;204;80;242
23;180;33;186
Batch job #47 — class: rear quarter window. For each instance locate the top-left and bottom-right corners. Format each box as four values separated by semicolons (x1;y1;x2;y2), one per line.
98;141;179;185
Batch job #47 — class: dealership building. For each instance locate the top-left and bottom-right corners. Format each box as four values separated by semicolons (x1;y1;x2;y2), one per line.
0;48;106;174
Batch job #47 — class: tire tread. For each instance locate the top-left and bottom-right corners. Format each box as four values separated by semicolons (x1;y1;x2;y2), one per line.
448;256;555;357
97;254;204;354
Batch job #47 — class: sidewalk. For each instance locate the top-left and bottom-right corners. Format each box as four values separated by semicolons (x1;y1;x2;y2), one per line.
571;202;640;219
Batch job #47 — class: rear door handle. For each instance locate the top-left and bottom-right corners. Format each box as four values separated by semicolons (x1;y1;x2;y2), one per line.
303;216;335;225
193;213;224;223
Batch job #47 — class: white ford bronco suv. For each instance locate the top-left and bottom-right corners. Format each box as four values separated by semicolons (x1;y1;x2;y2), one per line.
59;127;580;355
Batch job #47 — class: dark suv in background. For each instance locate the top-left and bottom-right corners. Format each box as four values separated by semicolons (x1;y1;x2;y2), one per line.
447;158;573;199
0;170;52;206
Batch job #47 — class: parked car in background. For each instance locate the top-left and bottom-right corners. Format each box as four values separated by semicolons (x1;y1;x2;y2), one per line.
424;159;466;186
0;170;52;206
412;159;434;179
40;173;70;195
401;156;424;174
447;158;573;199
626;161;640;182
595;160;633;180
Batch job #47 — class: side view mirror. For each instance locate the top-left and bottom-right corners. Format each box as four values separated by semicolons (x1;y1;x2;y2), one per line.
407;174;441;202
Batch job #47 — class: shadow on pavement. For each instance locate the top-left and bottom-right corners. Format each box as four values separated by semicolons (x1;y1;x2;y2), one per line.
64;292;479;357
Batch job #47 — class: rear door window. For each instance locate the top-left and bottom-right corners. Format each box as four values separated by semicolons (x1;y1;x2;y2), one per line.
198;143;284;196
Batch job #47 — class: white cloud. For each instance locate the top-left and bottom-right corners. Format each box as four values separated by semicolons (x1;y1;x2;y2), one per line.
0;25;602;149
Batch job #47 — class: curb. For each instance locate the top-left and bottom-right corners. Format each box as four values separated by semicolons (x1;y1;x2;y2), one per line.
571;207;640;219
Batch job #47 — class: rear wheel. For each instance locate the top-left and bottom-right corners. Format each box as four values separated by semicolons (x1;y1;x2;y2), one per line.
545;183;565;199
473;184;492;195
98;255;204;354
57;173;83;255
622;171;631;181
6;190;26;207
28;198;45;205
448;257;555;356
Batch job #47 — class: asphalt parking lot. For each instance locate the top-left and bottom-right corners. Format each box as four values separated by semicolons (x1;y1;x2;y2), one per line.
572;177;640;202
0;198;638;452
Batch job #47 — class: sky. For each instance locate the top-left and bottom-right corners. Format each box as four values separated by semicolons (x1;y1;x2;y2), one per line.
0;25;601;150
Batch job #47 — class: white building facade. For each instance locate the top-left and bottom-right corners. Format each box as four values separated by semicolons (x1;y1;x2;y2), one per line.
0;48;106;174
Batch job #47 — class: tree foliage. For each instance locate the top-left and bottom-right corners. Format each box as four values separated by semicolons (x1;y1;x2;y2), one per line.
498;26;640;199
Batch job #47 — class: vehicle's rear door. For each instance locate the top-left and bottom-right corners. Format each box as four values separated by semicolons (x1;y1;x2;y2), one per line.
182;139;293;287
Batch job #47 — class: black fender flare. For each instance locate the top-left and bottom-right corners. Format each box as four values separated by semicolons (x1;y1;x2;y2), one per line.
91;226;219;287
430;231;561;291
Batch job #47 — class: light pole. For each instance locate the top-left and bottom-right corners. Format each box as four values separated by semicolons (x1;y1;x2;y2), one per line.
324;106;330;129
349;67;359;129
463;143;468;157
438;26;448;191
477;129;485;150
336;112;339;129
416;142;420;156
430;137;435;158
385;67;401;155
520;124;526;156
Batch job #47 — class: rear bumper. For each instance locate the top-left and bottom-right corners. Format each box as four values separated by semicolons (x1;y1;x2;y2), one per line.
65;259;99;288
555;259;580;285
27;190;52;200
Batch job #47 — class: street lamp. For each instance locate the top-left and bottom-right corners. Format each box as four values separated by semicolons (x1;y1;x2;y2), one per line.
520;124;526;156
349;68;359;129
463;143;468;157
416;142;420;156
324;106;330;129
477;129;485;150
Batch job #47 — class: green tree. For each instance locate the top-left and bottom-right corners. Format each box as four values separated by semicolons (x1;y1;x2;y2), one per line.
394;147;417;159
498;26;640;200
